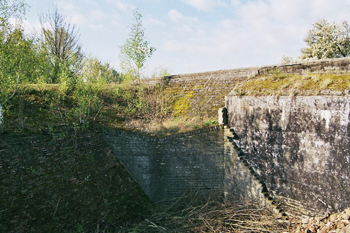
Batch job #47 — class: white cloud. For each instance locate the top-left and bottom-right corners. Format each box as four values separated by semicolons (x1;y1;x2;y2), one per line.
163;40;184;52
168;9;198;24
88;23;104;30
231;0;241;7
107;0;133;11
90;9;105;21
55;1;111;32
182;0;226;11
56;1;86;25
145;16;167;27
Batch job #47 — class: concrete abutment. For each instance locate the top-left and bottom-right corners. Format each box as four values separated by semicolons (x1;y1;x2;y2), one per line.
105;57;350;213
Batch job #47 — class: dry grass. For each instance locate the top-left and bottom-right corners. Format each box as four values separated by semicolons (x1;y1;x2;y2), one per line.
126;198;291;233
124;116;218;136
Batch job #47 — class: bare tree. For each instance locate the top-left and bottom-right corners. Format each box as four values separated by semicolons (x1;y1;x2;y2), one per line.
40;6;84;82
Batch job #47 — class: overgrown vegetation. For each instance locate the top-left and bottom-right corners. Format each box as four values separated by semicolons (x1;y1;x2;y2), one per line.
233;70;350;96
1;1;213;136
2;82;218;136
3;1;350;232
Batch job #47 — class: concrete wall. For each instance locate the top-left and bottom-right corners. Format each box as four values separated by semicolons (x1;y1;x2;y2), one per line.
104;57;350;211
103;126;284;212
224;128;267;204
226;95;350;213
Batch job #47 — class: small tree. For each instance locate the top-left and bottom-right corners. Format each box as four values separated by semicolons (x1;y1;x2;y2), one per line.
40;6;84;83
119;9;155;84
300;19;350;60
279;56;295;65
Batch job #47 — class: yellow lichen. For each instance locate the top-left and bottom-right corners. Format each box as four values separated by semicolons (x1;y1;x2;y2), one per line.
172;90;194;116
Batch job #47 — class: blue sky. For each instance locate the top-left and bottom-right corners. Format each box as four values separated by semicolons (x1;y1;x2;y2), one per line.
23;0;350;76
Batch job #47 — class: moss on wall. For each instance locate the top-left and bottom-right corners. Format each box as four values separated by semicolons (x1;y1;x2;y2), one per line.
231;73;350;96
146;57;350;120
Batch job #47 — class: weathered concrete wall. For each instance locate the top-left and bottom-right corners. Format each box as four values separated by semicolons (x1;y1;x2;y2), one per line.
159;128;226;203
224;128;267;204
226;95;350;213
103;126;283;211
103;126;227;204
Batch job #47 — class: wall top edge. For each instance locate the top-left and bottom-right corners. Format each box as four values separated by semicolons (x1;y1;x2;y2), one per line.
145;57;350;83
103;125;224;140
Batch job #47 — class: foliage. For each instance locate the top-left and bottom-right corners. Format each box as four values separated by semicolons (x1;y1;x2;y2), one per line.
80;57;120;84
40;6;84;83
151;65;171;78
119;9;156;83
300;19;350;60
0;0;29;129
71;78;105;124
0;0;27;24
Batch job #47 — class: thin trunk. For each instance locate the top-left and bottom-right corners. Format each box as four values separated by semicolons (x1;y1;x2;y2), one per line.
0;103;3;131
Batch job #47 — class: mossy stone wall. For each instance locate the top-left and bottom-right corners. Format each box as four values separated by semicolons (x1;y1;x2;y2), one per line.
146;57;350;119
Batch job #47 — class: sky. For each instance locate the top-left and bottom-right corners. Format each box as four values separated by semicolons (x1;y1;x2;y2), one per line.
22;0;350;76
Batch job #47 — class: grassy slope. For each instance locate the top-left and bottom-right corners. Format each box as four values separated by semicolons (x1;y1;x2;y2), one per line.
0;130;151;232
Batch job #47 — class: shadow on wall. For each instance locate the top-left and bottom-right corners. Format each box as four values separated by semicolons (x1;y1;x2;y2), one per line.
102;126;226;205
103;123;286;217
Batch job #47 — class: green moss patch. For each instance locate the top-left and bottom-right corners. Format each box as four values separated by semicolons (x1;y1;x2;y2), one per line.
233;72;350;96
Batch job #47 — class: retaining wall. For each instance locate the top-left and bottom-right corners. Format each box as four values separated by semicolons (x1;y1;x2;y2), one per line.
226;95;350;213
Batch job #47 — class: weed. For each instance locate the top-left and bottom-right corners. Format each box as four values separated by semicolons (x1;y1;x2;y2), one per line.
204;119;218;126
